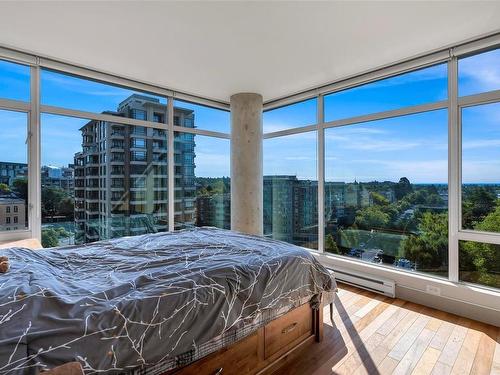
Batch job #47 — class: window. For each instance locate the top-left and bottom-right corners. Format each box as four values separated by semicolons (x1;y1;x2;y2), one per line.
131;151;147;162
458;55;500;290
460;240;499;289
153;112;164;123
263;98;317;132
325;110;448;277
0;109;29;232
174;132;230;230
324;64;448;122
41;113;169;247
174;100;229;132
41;70;167;121
459;48;500;97
131;109;147;121
0;59;30;102
461;102;500;233
131;138;146;148
13;216;17;223
264;132;318;249
6;217;10;224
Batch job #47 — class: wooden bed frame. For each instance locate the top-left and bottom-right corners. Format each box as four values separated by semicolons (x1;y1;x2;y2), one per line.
43;301;323;375
170;300;324;375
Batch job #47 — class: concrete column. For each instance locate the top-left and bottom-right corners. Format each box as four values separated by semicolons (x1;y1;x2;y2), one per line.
230;93;263;236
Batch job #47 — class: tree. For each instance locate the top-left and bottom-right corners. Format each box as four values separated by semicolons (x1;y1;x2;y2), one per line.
459;205;500;288
42;228;60;248
0;183;10;193
58;197;75;219
41;187;66;219
370;192;389;206
395;177;413;200
355;206;390;229
12;178;28;200
400;212;448;272
41;227;71;248
325;234;339;254
462;187;496;229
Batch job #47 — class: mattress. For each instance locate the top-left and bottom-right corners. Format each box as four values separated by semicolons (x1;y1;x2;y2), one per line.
0;228;336;374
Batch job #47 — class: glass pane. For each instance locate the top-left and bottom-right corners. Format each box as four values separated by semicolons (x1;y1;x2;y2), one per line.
461;102;500;233
0;109;29;232
324;64;447;122
0;59;30;102
41;113;168;247
459;48;500;97
174;133;230;230
173;100;229;132
460;240;499;289
263;132;318;249
263;98;317;132
325;110;448;277
41;69;167;122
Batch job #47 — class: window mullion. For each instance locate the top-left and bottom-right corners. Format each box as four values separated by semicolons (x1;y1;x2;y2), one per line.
29;64;41;241
167;97;175;232
317;94;325;253
448;54;460;283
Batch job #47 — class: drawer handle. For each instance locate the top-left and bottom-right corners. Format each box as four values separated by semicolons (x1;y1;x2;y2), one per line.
282;322;298;334
214;368;223;375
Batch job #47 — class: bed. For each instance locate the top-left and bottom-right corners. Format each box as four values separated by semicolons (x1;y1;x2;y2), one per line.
0;228;336;374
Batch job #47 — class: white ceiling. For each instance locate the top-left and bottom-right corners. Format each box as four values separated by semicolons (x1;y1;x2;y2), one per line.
1;1;499;103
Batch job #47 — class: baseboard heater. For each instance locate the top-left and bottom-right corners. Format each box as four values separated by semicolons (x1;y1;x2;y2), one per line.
329;266;396;298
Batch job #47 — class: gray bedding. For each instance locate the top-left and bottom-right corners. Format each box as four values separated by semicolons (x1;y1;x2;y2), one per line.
0;228;335;374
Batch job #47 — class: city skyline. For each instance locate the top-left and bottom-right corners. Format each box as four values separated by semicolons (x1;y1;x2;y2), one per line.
1;49;500;183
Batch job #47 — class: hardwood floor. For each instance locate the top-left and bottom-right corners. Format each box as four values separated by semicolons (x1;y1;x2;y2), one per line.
271;283;500;375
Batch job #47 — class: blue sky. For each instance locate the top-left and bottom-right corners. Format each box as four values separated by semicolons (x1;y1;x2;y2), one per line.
0;49;499;182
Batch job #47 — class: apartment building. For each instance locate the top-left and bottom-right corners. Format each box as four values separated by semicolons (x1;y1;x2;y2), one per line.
0;162;28;186
0;196;26;231
74;94;196;244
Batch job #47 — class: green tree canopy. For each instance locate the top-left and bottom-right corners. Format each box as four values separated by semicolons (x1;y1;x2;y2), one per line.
462;186;496;229
355;206;390;229
400;212;448;272
325;234;339;254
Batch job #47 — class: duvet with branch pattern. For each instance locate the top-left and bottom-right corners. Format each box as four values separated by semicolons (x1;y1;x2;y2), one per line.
0;228;335;374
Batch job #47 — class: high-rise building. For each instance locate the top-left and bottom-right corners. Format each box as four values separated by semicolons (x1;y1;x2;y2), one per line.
263;175;318;247
41;165;75;196
74;94;196;244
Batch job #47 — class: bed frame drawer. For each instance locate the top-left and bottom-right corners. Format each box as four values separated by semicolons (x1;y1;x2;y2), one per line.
175;332;259;375
264;303;313;359
171;301;322;375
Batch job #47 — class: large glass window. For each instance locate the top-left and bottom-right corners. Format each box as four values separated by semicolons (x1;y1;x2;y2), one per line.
325;110;448;277
41;69;167;122
461;102;500;233
0;109;29;232
174;132;230;230
264;132;318;249
460;101;500;289
41;113;168;247
0;59;30;102
324;64;447;122
173;100;229;132
459;240;499;289
263;98;317;133
459;48;500;97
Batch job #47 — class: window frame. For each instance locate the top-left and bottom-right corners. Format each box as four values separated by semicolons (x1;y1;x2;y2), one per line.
0;50;230;244
263;40;500;292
